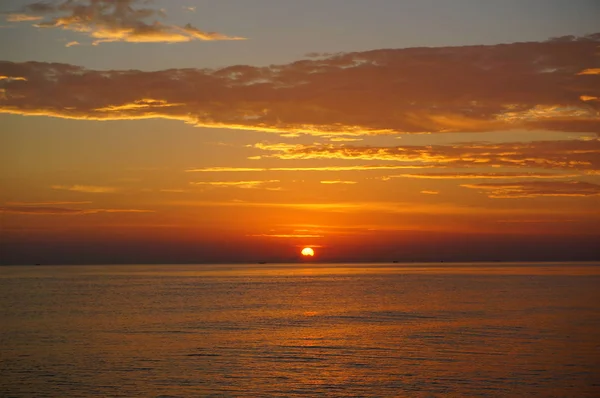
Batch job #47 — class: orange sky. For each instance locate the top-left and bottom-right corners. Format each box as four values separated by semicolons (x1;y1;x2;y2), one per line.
1;1;599;264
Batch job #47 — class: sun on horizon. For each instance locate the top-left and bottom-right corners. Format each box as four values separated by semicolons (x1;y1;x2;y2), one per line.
301;247;315;257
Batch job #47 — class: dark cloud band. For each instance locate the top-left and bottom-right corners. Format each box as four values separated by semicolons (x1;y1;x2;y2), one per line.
1;34;598;135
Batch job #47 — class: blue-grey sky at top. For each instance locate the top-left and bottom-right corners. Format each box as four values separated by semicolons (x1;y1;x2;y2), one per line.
0;0;598;71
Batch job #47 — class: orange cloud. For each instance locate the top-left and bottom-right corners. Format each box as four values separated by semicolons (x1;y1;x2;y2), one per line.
0;75;27;81
51;185;117;193
246;234;324;238
1;33;598;135
7;0;245;44
190;180;280;189
577;68;600;76
252;140;600;171
320;180;358;184
186;165;434;173
328;137;364;142
389;172;579;179
461;181;600;198
0;206;153;215
95;98;184;112
171;199;592;216
6;201;92;205
5;13;42;22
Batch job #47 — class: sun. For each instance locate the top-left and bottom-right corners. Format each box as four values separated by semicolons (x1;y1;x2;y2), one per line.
301;247;315;257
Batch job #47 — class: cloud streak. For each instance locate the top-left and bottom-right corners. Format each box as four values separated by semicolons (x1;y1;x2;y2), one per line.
0;34;598;135
190;180;280;189
320;180;357;184
461;181;600;198
186;165;434;173
171;199;595;216
251;140;600;172
6;0;245;45
0;206;153;215
51;185;117;193
5;201;92;205
387;172;579;179
246;234;324;238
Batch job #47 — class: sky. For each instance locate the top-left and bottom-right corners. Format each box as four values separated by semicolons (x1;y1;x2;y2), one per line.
1;0;599;264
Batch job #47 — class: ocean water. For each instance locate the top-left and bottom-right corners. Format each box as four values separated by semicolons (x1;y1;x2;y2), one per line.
1;263;599;397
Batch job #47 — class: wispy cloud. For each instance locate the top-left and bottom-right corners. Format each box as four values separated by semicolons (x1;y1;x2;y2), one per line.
246;234;324;238
388;172;579;180
5;13;43;22
5;201;92;205
0;34;598;135
0;75;27;81
190;180;280;189
0;206;153;215
320;180;357;184
328;137;364;142
251;140;600;172
420;190;439;195
172;200;566;216
95;98;184;112
5;0;245;45
496;218;577;224
51;185;117;193
159;189;188;193
186;165;433;173
461;181;600;198
577;68;600;76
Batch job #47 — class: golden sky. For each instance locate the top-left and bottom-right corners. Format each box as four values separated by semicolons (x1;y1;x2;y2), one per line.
1;0;599;264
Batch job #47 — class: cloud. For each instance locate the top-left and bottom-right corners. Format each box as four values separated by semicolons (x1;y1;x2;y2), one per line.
251;140;600;172
5;13;43;22
170;199;593;216
159;189;188;193
6;0;245;44
461;181;600;198
496;218;577;224
5;201;92;205
65;41;80;47
581;95;599;102
0;75;26;81
246;234;324;238
51;185;117;193
577;68;600;76
186;165;433;173
388;172;579;179
95;98;184;112
328;137;364;142
0;206;153;215
320;180;357;184
420;190;439;195
190;180;280;189
0;34;598;135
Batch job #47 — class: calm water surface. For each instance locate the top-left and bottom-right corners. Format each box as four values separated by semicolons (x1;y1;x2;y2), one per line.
1;263;599;397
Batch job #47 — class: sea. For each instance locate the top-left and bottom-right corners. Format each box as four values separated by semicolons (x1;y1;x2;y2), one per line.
1;262;599;397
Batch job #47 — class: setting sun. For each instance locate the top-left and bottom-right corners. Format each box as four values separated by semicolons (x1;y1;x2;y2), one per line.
301;247;315;257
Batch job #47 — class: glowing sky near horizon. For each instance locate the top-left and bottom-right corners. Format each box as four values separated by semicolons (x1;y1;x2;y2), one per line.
1;0;599;264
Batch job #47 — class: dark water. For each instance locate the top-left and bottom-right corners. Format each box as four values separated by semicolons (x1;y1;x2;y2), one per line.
1;263;599;397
